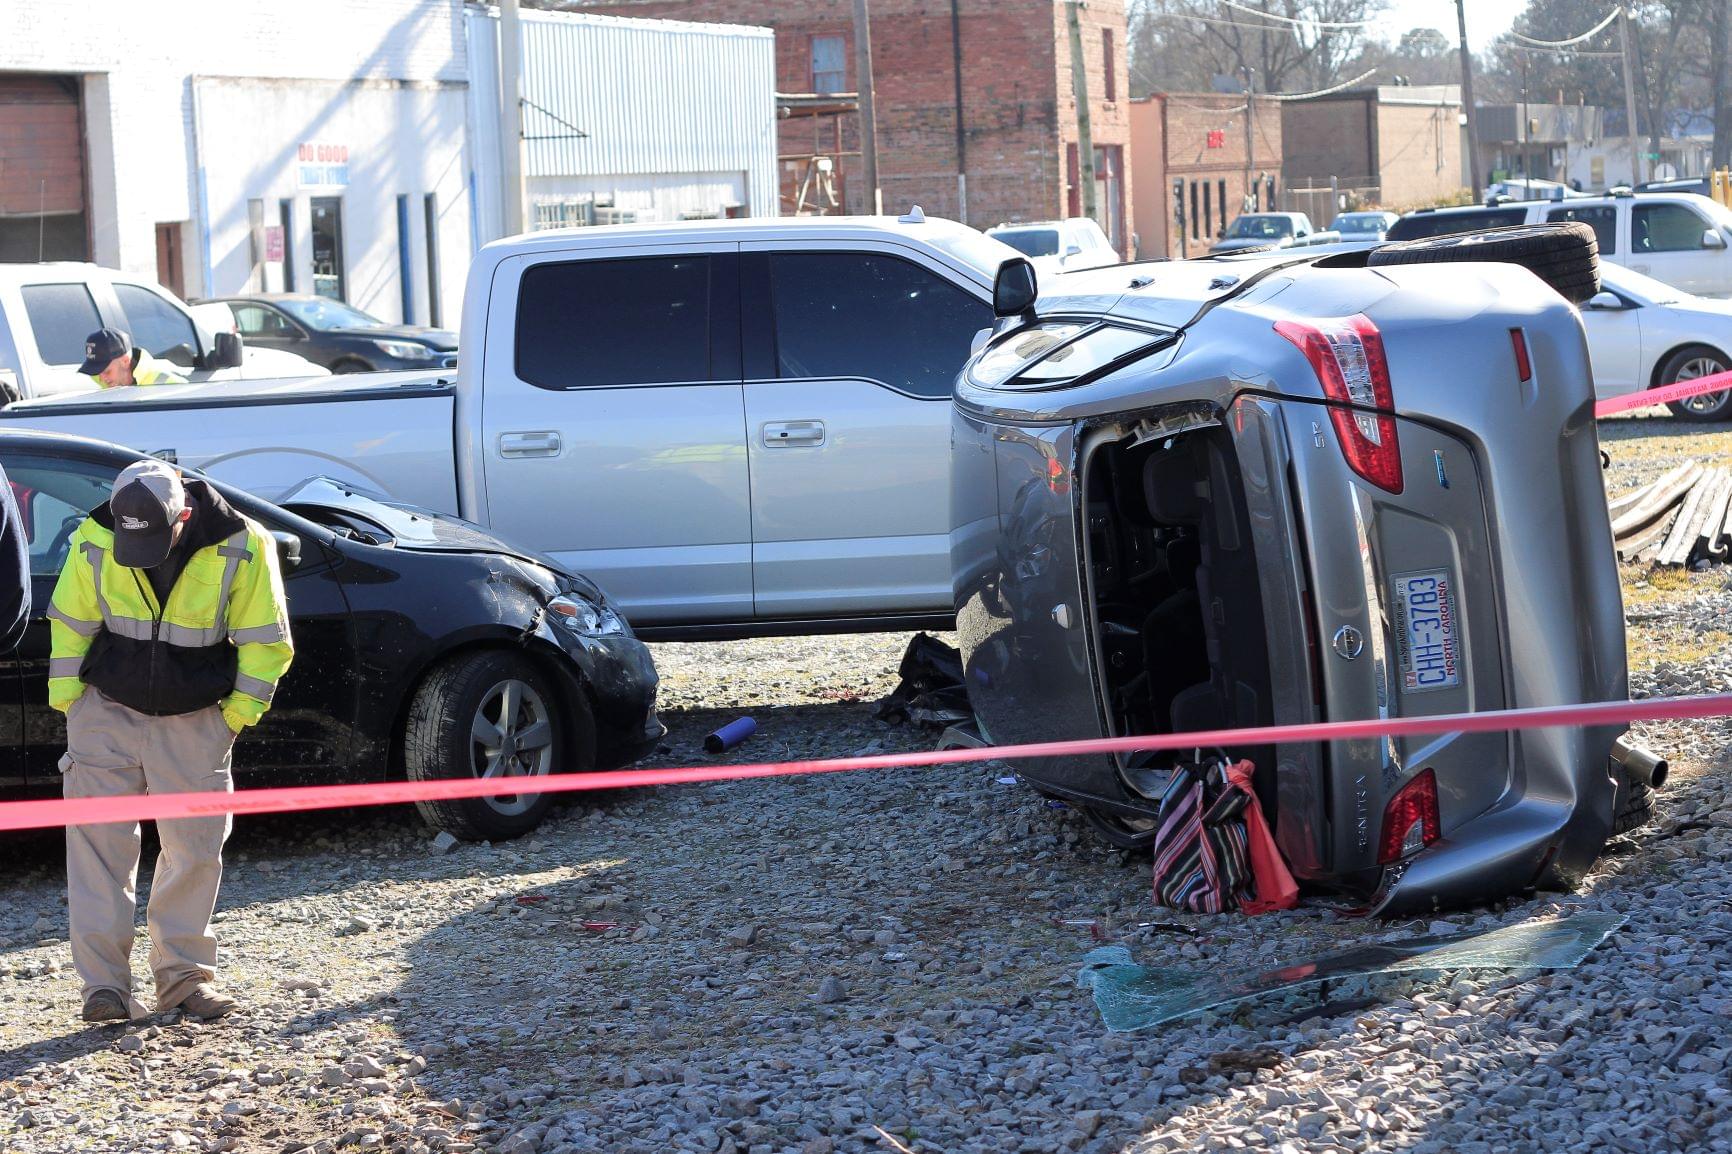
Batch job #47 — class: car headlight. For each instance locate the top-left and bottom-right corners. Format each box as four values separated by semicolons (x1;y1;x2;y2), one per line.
547;593;624;636
373;339;437;360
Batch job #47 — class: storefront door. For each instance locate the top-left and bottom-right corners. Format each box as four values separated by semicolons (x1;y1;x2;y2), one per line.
311;197;346;300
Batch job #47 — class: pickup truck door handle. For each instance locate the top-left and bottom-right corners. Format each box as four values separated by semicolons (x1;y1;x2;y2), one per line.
762;420;826;448
499;431;562;458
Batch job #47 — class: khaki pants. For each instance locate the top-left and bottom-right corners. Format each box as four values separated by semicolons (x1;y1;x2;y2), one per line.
61;689;235;1014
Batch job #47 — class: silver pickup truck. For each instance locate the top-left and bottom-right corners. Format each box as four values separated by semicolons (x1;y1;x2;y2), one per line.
0;216;1020;638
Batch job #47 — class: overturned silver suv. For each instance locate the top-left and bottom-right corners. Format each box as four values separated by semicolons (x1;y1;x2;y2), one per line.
951;233;1659;914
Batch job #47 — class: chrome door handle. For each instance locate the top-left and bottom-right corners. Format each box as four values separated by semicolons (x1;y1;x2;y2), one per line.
499;431;562;458
762;420;826;447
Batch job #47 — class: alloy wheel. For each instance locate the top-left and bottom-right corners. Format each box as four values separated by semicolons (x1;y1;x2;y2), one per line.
1674;355;1730;416
468;678;554;816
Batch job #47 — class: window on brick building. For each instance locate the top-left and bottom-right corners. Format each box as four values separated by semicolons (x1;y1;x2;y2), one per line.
812;36;846;95
1103;29;1116;102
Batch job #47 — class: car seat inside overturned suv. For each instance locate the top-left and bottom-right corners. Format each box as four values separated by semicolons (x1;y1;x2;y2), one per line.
1082;424;1275;812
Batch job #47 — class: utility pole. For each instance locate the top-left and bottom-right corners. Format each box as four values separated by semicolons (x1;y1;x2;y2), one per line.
1618;3;1642;187
499;0;526;236
1455;0;1482;194
1242;66;1256;211
852;0;881;213
1066;0;1096;221
1520;50;1530;181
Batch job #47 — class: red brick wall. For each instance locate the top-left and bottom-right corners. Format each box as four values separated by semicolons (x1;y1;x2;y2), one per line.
1154;93;1282;257
568;0;1128;240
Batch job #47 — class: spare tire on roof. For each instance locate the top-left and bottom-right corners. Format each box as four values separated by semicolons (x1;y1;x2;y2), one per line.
1367;221;1600;303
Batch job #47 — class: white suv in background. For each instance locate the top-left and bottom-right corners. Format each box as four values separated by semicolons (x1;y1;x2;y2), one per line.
986;218;1121;277
0;263;326;401
1387;192;1732;298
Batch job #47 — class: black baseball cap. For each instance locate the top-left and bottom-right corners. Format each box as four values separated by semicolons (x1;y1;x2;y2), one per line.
79;328;132;376
109;460;187;568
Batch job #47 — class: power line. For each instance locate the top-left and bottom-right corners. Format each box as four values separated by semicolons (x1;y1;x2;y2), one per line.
1263;66;1383;101
1507;9;1620;48
1217;0;1383;29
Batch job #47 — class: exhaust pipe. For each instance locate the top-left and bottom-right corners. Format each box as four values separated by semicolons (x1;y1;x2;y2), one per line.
1611;735;1669;790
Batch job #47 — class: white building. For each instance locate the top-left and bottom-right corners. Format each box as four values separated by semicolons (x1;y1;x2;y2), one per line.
466;7;778;243
1;0;472;325
1;1;778;328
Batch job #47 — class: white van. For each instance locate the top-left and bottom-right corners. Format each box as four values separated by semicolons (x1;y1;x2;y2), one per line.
1387;192;1732;298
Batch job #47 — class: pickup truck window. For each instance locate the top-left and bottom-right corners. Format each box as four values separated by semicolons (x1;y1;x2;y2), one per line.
1546;205;1617;255
1634;202;1712;252
768;252;991;399
115;284;198;359
20;283;102;365
517;255;711;388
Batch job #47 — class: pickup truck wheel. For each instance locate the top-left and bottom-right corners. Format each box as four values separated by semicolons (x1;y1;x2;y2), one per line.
404;651;592;840
1368;222;1600;303
1657;345;1732;420
331;357;374;374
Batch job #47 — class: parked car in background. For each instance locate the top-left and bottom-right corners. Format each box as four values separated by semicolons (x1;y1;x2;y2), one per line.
0;263;326;401
0;428;662;840
1388;192;1732;297
951;245;1645;914
1482;178;1585;202
1331;210;1399;242
1208;212;1322;255
1582;262;1732;419
1635;177;1710;197
986;218;1120;277
210;294;459;373
1;214;1020;636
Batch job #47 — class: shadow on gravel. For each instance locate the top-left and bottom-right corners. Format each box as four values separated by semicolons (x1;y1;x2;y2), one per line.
0;1021;129;1081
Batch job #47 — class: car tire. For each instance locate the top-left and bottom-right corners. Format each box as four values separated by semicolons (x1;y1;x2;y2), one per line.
404;650;593;841
331;357;374;374
1081;805;1162;851
1368;222;1601;303
1610;759;1657;835
1655;344;1732;420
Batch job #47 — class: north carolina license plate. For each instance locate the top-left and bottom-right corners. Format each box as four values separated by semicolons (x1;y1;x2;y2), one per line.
1393;569;1460;692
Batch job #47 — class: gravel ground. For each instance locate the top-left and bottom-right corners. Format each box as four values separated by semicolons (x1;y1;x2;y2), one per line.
3;418;1730;1154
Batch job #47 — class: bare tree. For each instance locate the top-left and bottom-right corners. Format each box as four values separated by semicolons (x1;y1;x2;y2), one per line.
1129;0;1388;95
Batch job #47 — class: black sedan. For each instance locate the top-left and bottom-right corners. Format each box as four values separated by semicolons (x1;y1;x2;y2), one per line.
0;431;662;840
210;294;458;374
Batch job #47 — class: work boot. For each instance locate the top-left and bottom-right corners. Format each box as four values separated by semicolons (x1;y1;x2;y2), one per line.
173;983;236;1020
81;989;129;1023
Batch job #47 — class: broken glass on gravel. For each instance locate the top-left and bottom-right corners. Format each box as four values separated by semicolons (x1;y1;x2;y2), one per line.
1076;912;1625;1031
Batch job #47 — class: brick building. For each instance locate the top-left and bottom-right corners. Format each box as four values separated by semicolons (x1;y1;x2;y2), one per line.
1129;92;1283;261
1280;85;1464;214
565;0;1135;253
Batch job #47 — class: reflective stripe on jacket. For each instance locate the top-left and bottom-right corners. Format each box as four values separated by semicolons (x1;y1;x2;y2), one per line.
48;508;294;731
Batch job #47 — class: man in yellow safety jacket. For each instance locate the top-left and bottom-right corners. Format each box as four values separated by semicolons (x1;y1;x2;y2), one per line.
49;458;293;1022
80;328;187;388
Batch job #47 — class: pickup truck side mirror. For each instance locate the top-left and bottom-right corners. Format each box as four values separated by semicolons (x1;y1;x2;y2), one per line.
271;530;303;572
1064;243;1082;258
209;332;244;370
1704;228;1728;250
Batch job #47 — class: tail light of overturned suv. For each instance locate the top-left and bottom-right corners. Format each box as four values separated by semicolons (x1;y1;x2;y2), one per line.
950;250;1661;914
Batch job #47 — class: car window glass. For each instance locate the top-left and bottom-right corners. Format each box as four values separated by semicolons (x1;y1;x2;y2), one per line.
516;255;710;388
1633;203;1712;253
2;455;115;577
114;284;198;359
768;251;992;398
1386;208;1528;241
19;283;102;365
993;229;1060;258
1547;205;1618;254
275;298;386;330
232;304;296;338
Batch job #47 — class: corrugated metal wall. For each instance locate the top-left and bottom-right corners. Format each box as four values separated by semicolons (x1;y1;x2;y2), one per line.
467;6;778;244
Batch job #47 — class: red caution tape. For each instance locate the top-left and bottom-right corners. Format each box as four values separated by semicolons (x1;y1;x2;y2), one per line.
1595;368;1732;417
1;693;1726;833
